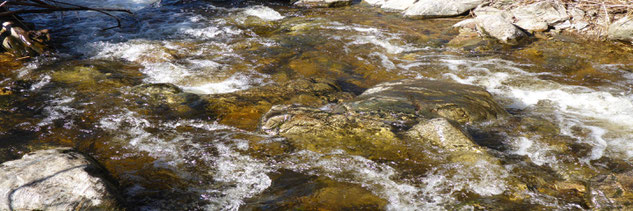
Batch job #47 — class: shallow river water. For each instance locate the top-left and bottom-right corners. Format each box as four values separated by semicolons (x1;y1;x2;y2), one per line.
1;0;633;210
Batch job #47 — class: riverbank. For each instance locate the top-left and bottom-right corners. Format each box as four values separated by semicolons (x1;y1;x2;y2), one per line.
354;0;633;44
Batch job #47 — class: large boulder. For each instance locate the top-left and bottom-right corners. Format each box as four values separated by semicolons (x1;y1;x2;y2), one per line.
608;17;633;43
403;0;484;19
510;1;570;33
0;148;122;210
259;79;509;164
340;79;508;124
293;0;352;8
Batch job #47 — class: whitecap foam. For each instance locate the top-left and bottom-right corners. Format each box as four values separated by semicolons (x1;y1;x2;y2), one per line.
90;41;174;64
181;73;267;95
511;137;557;166
282;150;508;210
437;57;633;161
99;110;273;210
208;142;272;210
38;95;81;127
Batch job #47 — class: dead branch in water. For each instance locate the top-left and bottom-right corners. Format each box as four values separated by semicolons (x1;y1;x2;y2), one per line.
0;0;133;30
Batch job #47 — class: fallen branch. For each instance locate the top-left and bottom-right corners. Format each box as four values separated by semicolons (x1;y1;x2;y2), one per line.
0;0;133;30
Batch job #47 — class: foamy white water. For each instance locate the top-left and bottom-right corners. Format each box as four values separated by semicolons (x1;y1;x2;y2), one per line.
432;58;633;162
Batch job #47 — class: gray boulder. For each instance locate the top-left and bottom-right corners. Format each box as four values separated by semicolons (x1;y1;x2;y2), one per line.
341;79;508;124
0;148;121;210
293;0;352;8
511;1;570;32
381;0;417;11
362;0;386;7
404;0;484;19
475;14;527;44
608;17;633;43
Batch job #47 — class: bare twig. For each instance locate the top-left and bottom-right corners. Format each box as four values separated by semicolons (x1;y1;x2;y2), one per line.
47;0;132;30
0;0;133;30
603;3;610;24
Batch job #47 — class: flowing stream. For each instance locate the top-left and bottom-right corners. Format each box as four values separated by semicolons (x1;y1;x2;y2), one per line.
1;0;633;210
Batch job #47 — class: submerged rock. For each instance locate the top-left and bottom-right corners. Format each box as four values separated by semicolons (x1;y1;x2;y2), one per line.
259;104;403;160
204;78;354;130
587;170;633;209
608;17;633;43
293;0;352;8
127;83;208;119
342;79;508;124
403;0;484;19
0;148;122;210
244;170;388;210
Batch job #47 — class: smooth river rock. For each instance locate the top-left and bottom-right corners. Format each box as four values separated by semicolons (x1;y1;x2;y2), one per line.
0;148;121;210
608;16;633;43
293;0;352;8
381;0;417;11
403;0;484;19
341;78;508;124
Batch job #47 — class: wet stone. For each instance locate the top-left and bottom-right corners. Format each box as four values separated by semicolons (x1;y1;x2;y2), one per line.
243;170;387;210
0;148;122;210
340;79;509;124
204;78;354;130
406;118;479;153
259;104;404;160
404;0;484;19
258;79;509;165
608;16;633;43
588;170;633;209
130;83;207;118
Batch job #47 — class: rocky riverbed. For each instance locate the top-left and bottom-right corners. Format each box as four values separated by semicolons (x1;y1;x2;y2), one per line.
1;0;633;210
